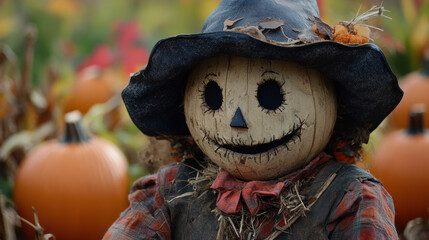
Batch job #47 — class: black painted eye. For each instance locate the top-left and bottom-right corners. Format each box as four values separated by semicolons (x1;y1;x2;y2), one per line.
257;80;284;110
204;81;223;110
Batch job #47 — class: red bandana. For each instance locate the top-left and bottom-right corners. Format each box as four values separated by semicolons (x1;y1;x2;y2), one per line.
210;152;332;216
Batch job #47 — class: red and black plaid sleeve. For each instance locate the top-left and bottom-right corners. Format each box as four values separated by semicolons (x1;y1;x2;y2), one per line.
103;163;178;240
327;179;398;239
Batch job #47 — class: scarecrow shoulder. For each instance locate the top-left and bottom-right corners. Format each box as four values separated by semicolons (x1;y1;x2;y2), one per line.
103;163;179;240
326;173;398;239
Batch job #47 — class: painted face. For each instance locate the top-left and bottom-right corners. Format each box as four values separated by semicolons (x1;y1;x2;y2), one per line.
184;55;337;180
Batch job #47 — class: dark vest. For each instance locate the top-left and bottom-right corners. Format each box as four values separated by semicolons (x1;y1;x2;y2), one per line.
166;158;377;240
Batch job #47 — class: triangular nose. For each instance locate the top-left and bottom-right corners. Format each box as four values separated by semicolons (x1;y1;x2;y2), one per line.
230;107;248;129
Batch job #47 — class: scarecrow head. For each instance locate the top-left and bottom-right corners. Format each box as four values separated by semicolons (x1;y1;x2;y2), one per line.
184;55;337;180
123;0;402;180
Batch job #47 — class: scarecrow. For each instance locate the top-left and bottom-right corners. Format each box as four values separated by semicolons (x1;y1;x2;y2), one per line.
104;0;402;239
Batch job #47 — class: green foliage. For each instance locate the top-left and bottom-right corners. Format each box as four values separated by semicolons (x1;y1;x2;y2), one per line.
382;0;429;76
323;0;429;77
0;0;214;87
0;174;13;203
1;0;427;84
128;163;150;186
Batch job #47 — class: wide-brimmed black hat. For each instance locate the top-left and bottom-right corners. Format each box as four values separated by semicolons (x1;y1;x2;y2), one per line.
122;0;403;139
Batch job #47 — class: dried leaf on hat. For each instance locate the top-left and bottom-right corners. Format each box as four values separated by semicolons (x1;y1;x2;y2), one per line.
297;27;322;43
223;17;243;31
228;25;267;42
258;17;284;30
309;16;333;40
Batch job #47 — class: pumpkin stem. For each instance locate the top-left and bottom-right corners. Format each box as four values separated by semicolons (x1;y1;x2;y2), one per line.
408;104;426;135
62;111;90;143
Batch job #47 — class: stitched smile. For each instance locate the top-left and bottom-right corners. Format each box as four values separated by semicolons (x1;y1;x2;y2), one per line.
220;125;302;154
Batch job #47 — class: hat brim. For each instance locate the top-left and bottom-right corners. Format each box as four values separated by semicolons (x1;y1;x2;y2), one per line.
123;31;403;137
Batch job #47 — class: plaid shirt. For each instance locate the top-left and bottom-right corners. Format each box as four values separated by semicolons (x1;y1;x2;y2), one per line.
103;160;398;240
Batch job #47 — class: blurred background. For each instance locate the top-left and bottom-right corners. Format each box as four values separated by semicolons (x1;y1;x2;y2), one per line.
0;0;428;239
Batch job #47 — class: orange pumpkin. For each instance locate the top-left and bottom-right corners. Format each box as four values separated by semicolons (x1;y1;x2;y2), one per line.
370;106;429;228
64;67;117;114
390;56;429;128
332;23;370;44
64;67;122;129
14;111;129;240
